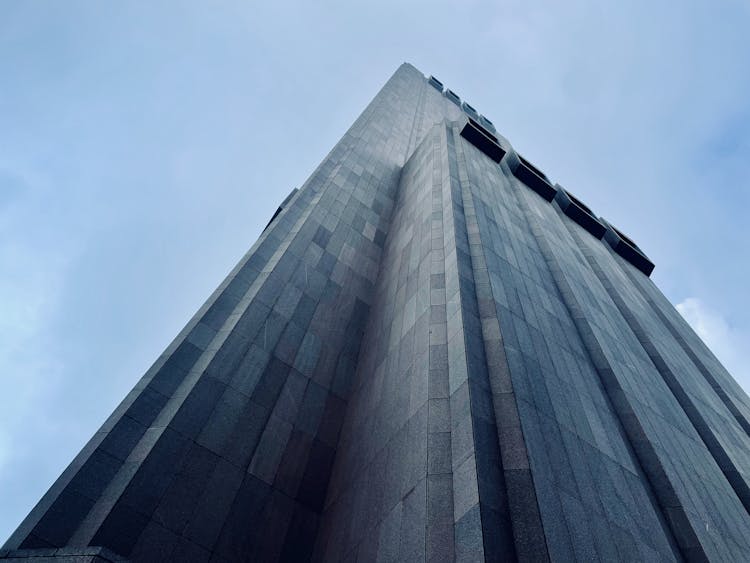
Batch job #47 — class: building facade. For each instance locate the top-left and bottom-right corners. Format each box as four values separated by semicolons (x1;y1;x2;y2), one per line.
4;63;750;562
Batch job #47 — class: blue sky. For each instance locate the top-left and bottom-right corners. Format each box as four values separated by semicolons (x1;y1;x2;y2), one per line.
1;0;748;542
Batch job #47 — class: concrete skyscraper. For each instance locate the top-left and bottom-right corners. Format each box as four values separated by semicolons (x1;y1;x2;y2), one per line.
4;63;750;562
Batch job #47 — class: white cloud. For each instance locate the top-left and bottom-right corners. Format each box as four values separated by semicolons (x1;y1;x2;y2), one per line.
676;297;750;392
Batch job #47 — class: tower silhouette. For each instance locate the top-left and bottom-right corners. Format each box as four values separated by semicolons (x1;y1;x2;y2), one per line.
4;63;750;562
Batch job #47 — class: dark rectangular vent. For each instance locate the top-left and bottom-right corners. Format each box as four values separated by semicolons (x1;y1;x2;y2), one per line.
467;117;497;141
507;152;557;201
517;154;548;181
478;115;496;133
461;101;479;119
444;89;461;106
263;188;298;233
428;76;444;92
279;187;298;208
565;190;593;215
554;188;606;239
601;219;655;276
460;119;506;163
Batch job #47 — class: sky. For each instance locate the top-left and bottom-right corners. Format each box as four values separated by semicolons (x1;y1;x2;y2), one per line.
1;0;749;543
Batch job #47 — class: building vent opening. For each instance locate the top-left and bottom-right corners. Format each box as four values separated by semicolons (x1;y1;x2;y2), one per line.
460;119;506;163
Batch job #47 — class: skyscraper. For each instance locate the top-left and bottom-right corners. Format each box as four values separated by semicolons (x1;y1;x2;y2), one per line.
3;62;750;562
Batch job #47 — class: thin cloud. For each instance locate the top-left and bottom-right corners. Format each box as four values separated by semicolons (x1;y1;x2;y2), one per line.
677;297;749;390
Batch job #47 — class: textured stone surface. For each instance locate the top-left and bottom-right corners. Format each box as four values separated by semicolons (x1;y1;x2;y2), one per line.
5;63;750;562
